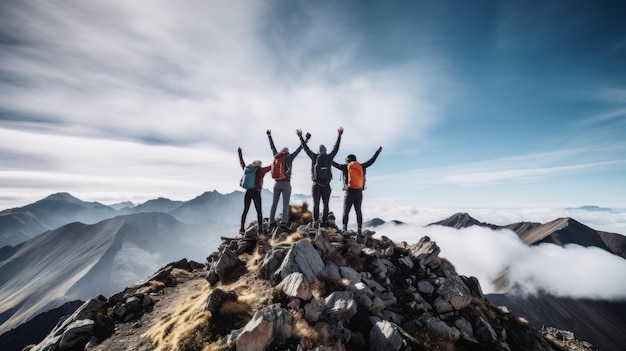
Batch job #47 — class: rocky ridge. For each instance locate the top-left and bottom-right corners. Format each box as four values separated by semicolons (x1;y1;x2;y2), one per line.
26;214;596;351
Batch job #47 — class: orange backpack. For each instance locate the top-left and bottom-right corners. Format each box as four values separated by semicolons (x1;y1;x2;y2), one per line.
347;161;364;189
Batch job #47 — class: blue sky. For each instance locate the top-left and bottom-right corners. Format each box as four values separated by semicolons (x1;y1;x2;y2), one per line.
1;0;626;213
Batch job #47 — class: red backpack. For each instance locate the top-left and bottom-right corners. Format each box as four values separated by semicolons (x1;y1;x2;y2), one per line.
271;152;288;180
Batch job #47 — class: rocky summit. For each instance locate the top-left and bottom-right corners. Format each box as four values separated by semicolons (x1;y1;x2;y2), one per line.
25;210;596;351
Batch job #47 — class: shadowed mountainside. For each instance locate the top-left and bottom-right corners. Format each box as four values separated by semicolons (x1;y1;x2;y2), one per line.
0;212;217;335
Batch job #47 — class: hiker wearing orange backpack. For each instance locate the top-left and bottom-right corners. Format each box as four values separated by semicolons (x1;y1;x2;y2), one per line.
238;147;271;235
332;146;383;242
267;129;309;234
296;127;343;228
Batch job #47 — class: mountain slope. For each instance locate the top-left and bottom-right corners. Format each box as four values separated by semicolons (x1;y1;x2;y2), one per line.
0;193;115;249
0;212;216;335
487;293;626;351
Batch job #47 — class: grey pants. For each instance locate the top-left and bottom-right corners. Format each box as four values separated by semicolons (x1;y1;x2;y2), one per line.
270;180;292;224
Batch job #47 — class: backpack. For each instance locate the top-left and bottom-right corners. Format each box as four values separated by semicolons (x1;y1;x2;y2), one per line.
271;152;288;180
240;165;259;189
347;161;364;189
313;154;332;182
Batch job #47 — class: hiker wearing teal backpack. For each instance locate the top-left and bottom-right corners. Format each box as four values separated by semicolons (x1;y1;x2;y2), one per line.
267;129;309;234
238;147;271;235
296;127;343;228
333;146;383;242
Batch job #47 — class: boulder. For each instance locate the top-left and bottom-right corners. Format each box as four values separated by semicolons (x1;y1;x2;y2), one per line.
437;262;473;310
202;288;238;315
368;320;402;351
408;236;440;267
274;239;325;283
275;272;313;301
258;246;289;281
324;291;357;321
231;305;294;351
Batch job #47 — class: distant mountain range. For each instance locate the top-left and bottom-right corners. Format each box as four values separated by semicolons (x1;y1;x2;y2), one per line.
1;193;625;349
427;212;625;259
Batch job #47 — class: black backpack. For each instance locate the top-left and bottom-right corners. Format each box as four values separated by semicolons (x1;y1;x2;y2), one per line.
313;154;332;181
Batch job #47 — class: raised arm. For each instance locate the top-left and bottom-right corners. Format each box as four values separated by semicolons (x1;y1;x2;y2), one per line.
328;127;343;159
296;129;315;159
267;129;278;155
362;146;383;168
237;147;246;170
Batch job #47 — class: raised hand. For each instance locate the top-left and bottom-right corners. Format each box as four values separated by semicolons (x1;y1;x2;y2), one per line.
266;129;271;136
296;129;302;137
338;127;344;135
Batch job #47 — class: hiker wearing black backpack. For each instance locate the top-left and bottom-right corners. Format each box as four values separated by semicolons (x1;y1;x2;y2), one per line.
267;129;309;234
238;147;271;235
296;127;343;228
333;146;383;242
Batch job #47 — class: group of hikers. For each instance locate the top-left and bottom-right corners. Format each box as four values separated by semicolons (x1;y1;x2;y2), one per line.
238;128;382;242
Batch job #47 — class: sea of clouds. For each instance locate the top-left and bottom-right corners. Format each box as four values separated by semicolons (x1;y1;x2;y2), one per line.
323;197;626;300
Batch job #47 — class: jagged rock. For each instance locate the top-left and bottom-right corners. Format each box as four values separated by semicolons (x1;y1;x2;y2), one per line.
314;230;337;259
202;288;238;315
324;291;357;320
226;304;294;351
112;305;128;321
339;266;361;285
542;326;597;351
454;317;479;343
304;298;324;322
206;248;244;286
376;236;395;257
60;319;95;344
274;239;325;283
368;320;402;351
420;314;462;342
437;261;473;310
433;296;455;314
461;275;484;298
362;277;385;293
258;245;289;280
408;236;440;267
398;255;413;269
376;291;397;309
474;316;498;344
417;280;435;295
31;296;106;351
323;262;342;281
125;296;142;313
275;272;313;301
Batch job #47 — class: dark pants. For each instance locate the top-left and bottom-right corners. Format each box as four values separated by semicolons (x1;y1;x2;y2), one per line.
342;188;363;229
241;189;263;231
312;183;332;224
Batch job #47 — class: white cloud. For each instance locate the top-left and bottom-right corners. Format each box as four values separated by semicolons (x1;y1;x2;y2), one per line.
376;223;626;300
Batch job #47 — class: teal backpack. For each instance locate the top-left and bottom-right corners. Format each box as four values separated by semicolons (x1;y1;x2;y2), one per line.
240;165;259;189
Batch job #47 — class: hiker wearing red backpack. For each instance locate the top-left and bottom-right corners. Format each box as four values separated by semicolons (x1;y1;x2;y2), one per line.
267;129;309;234
332;146;383;242
296;127;343;228
238;147;271;235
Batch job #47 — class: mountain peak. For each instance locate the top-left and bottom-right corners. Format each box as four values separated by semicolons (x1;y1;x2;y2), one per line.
42;192;82;204
31;221;590;351
428;212;492;229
